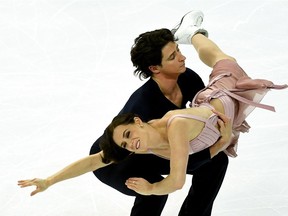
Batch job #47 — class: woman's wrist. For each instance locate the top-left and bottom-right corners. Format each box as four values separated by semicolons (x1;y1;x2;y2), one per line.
46;176;54;187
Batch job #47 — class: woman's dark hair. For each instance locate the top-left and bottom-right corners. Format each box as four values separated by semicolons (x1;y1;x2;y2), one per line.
100;113;141;164
130;28;175;80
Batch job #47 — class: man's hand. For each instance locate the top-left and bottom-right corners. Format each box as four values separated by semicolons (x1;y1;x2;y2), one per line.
210;110;232;158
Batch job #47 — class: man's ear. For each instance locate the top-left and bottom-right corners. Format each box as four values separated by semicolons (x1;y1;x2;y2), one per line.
134;117;143;126
148;65;160;74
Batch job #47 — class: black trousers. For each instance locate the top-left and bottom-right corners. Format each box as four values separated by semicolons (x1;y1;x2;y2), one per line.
90;143;228;216
178;151;228;216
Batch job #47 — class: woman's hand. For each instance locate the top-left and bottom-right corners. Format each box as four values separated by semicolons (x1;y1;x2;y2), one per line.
18;178;49;196
125;177;153;196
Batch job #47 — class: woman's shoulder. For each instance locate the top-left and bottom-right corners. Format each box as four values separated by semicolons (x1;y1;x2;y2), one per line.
164;107;213;121
161;110;189;126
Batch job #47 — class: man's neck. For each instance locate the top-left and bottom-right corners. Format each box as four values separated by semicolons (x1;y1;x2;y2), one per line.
152;75;183;107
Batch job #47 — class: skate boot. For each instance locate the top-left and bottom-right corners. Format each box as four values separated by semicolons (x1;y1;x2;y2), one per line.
171;10;208;44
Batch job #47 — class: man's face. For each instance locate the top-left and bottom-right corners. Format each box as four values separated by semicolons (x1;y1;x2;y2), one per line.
158;41;186;77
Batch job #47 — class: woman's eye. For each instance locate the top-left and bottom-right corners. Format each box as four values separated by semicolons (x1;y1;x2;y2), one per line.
126;131;130;138
121;142;127;149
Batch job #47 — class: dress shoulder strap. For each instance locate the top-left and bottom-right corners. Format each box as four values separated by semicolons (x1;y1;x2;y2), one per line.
166;114;207;128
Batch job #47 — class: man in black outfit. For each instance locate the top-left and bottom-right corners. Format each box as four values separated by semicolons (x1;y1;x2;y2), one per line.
90;11;228;215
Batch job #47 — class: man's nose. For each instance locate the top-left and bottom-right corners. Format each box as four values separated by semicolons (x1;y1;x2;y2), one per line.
179;53;186;61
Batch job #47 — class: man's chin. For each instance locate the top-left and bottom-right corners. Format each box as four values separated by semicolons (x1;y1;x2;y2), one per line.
180;66;186;72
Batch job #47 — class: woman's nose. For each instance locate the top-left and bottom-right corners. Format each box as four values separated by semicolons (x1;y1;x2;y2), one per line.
125;139;133;150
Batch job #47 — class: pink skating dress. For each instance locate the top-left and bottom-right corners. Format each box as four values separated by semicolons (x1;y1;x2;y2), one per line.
148;113;221;159
191;59;287;157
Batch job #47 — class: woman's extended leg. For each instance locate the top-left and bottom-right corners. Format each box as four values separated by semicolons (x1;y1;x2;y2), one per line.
191;33;235;68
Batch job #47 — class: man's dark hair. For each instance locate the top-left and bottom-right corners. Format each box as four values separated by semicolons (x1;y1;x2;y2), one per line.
130;28;175;80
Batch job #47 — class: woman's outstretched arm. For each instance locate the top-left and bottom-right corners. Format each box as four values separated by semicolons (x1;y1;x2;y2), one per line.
18;151;109;196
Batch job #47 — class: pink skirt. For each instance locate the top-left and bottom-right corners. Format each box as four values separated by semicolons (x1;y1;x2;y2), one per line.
192;59;287;157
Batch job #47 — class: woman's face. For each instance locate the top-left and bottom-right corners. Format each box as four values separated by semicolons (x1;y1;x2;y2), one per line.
112;117;149;153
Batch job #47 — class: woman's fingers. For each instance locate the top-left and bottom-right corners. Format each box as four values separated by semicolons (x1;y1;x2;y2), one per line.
31;188;41;196
18;179;35;187
18;178;48;196
125;177;152;196
125;177;139;186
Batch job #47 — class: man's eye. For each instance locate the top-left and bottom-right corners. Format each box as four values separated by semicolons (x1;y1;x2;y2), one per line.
126;131;130;138
169;55;175;60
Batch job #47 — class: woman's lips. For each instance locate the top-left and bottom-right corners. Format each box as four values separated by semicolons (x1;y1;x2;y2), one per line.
136;140;140;149
132;140;140;150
